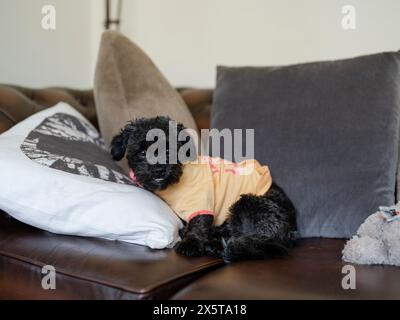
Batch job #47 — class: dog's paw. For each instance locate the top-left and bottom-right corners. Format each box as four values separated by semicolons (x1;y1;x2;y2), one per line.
175;237;204;257
204;239;225;258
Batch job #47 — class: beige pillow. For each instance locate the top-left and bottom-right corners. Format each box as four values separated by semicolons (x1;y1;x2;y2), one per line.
94;30;198;146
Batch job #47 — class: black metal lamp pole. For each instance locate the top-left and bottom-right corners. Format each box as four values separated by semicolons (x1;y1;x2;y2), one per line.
104;0;123;30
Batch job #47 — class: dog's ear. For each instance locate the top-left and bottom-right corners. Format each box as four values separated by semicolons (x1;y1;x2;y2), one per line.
110;123;135;161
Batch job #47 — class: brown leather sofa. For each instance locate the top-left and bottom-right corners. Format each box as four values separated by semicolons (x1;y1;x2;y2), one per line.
1;85;399;300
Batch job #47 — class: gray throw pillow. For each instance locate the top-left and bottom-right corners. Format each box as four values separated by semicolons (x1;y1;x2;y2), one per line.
211;52;400;238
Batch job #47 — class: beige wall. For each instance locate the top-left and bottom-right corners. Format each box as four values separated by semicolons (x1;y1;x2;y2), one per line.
1;0;400;88
0;0;94;88
119;0;400;87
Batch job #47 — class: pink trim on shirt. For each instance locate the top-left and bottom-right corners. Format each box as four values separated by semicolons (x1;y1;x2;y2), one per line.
224;168;237;175
187;210;214;222
129;169;143;187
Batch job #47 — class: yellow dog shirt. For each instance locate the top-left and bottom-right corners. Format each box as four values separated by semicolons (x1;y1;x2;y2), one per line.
156;156;272;226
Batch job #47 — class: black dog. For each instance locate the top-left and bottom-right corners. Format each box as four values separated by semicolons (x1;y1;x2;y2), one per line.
111;116;297;263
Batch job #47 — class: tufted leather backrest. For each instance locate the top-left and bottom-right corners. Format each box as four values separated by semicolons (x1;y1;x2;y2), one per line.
0;85;213;134
0;85;97;133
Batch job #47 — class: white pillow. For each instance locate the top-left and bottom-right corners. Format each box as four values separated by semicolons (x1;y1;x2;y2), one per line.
0;102;182;249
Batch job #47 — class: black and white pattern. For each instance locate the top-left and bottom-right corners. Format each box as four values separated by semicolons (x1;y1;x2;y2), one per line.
20;113;134;185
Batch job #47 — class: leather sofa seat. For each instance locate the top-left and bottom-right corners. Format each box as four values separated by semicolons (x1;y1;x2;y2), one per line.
0;213;222;299
172;238;400;299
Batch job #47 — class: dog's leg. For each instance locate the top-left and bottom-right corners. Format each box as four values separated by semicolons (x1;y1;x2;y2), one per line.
222;183;297;263
174;215;214;257
204;222;231;258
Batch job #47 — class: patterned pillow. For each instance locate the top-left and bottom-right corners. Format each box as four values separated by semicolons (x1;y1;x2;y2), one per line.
20;112;133;185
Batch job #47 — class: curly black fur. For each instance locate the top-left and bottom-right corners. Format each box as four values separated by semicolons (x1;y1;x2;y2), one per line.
175;215;214;256
110;116;297;263
111;116;187;192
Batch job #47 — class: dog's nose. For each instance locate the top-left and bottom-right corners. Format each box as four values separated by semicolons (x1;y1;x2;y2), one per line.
152;167;164;175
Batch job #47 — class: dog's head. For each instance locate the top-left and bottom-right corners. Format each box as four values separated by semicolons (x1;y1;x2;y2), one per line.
110;116;195;192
